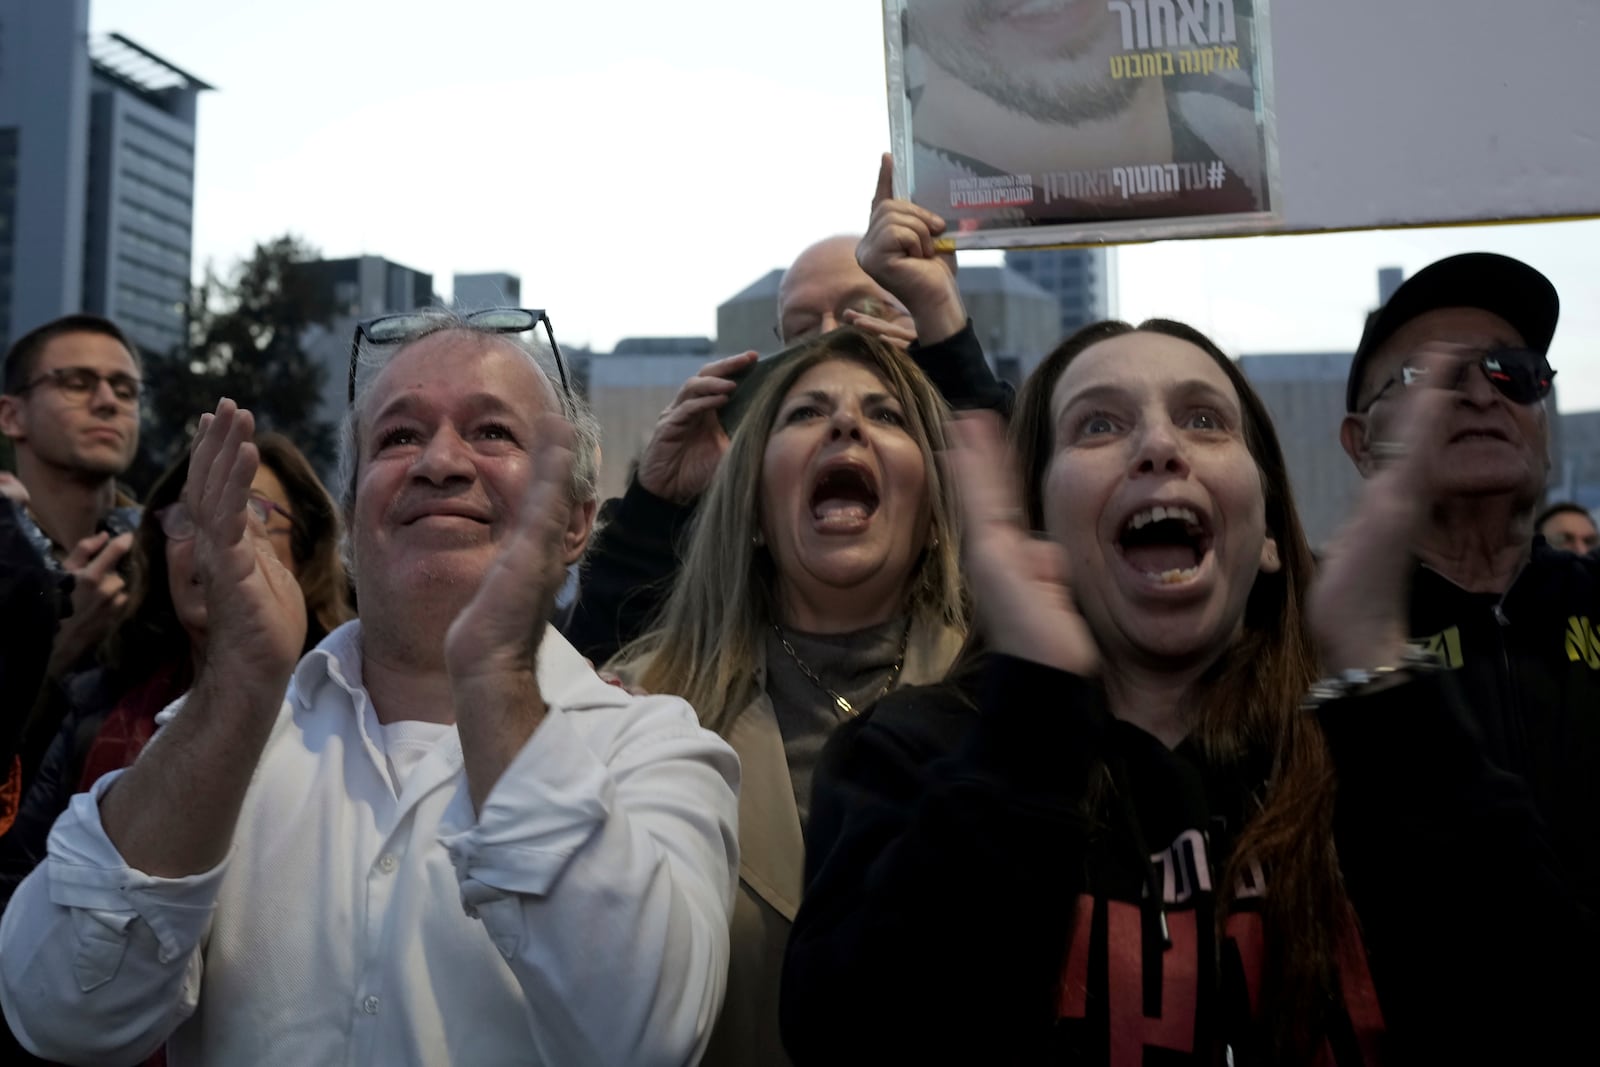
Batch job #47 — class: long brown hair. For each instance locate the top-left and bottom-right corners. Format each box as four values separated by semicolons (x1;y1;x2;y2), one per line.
107;434;352;675
1010;319;1341;1060
609;328;966;734
255;432;352;636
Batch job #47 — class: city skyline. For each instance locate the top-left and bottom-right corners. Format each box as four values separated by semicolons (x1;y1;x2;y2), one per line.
86;0;1600;411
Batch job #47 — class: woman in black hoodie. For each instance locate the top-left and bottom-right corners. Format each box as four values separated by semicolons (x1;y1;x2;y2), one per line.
781;322;1594;1065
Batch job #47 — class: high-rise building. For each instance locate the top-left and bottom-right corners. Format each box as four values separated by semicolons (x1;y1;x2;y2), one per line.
587;337;716;499
1002;247;1112;342
453;271;521;309
298;255;434;321
1555;409;1600;513
0;0;209;354
956;265;1061;384
296;255;436;449
715;269;784;356
1236;351;1364;548
81;35;210;356
0;0;92;349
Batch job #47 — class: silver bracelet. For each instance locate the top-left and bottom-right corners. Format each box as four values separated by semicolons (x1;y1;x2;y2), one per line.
1302;644;1441;710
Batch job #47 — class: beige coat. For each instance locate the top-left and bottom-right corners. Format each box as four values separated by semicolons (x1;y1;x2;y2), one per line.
697;619;964;1067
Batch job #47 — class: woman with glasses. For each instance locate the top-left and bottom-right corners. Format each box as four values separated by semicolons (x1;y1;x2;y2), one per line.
780;324;1594;1065
606;328;968;1067
0;433;352;912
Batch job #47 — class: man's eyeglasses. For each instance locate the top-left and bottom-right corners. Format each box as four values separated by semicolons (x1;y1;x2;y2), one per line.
157;494;286;542
349;308;570;403
1361;346;1555;411
14;367;142;406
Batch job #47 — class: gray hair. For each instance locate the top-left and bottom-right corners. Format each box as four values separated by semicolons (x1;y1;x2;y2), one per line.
335;308;601;577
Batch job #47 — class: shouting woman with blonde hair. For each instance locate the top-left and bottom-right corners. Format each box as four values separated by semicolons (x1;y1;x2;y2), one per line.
610;325;968;1066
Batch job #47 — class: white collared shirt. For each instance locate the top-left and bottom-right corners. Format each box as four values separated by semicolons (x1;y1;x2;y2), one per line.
0;622;740;1067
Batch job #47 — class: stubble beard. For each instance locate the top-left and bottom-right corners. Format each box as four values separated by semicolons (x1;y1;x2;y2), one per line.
911;1;1141;127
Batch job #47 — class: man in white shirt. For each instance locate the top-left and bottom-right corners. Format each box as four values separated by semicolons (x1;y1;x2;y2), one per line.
0;312;741;1066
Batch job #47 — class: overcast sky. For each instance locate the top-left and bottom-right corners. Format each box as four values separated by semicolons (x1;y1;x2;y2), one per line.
93;0;1600;412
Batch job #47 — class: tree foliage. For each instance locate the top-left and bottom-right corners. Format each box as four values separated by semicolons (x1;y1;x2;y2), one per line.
130;235;337;492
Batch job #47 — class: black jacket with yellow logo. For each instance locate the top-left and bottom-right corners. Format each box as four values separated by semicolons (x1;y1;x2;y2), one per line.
1409;537;1600;914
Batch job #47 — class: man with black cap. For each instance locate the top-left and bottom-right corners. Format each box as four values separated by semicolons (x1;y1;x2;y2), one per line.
1339;251;1600;914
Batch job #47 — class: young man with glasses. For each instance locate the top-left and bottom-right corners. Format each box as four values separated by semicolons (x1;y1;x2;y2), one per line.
1338;252;1600;917
0;315;142;799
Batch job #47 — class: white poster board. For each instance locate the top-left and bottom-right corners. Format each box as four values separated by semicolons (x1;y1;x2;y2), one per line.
888;0;1600;248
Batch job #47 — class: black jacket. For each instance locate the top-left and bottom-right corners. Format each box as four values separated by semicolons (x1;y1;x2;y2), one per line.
780;655;1594;1065
562;322;1012;664
0;500;65;777
1409;539;1600;914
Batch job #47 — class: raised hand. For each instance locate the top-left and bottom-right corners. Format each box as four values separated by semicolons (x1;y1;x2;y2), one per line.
636;350;757;504
48;529;134;674
444;414;577;683
1311;348;1458;674
839;308;918;350
858;153;966;345
187;399;306;689
948;414;1099;677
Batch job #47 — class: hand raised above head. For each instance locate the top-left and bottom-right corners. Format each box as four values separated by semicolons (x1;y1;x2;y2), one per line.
839;308;917;350
445;413;577;683
186;399;306;687
1311;347;1459;674
636;350;757;504
948;413;1099;677
859;153;965;344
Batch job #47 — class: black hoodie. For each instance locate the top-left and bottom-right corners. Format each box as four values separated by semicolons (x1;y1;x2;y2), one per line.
780;655;1594;1065
1408;539;1600;913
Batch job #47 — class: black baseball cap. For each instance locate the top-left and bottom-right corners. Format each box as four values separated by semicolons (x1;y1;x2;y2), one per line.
1345;253;1559;411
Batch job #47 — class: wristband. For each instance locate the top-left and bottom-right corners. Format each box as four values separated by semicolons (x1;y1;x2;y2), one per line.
1302;643;1440;710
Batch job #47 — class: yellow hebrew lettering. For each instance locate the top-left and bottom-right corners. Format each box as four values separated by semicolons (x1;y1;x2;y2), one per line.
1566;617;1594;667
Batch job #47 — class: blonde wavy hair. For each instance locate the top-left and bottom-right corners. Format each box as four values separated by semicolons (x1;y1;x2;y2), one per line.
610;328;966;735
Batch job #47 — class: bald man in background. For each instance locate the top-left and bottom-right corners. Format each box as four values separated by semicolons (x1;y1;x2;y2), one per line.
565;156;1010;663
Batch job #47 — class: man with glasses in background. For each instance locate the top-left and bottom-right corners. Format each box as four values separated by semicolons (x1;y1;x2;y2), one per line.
1338;252;1600;917
0;315;143;808
0;307;738;1066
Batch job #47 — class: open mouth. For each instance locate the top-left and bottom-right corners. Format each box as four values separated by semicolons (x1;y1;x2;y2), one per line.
809;463;880;531
1116;505;1213;585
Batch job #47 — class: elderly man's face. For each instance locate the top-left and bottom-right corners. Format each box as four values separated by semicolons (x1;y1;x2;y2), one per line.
777;237;913;345
351;331;562;613
1353;307;1550;502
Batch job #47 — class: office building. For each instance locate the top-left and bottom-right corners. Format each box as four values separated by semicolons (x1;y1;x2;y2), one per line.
587;337;716;499
453;271;521;309
1003;247;1112;342
296;255;435;442
0;0;208;354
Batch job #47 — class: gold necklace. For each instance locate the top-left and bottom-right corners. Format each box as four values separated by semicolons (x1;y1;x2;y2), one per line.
771;618;912;717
